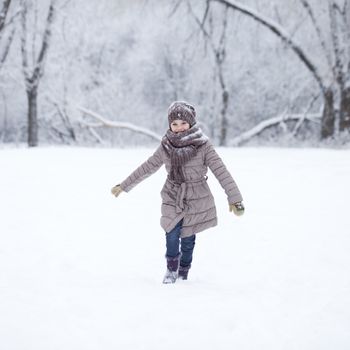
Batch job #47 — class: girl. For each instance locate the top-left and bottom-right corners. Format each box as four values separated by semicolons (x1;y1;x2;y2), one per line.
111;101;244;284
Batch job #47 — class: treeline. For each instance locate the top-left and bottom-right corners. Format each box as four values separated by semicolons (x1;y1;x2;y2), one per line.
0;0;349;147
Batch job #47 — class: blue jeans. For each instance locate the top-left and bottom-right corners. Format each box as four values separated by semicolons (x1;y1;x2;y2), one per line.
165;220;196;267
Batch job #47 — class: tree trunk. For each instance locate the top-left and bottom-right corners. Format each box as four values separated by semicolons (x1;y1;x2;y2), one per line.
321;88;335;138
219;89;229;146
27;88;38;147
20;0;56;147
339;85;350;132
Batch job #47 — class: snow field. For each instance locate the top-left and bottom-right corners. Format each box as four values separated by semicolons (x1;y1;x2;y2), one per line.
0;147;349;350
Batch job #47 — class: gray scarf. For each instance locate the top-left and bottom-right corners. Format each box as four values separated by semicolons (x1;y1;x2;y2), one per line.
161;124;208;183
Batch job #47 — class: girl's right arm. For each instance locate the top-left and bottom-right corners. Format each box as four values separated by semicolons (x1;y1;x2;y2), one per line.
117;145;164;193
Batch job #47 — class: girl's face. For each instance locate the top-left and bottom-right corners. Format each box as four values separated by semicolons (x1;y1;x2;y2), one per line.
170;119;190;133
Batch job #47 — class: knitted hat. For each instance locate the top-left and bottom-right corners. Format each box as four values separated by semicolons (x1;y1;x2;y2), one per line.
168;101;196;127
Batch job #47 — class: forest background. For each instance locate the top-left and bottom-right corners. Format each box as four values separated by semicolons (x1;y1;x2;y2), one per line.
1;0;350;148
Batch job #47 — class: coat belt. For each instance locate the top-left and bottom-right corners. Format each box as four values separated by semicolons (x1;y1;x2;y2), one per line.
167;176;208;214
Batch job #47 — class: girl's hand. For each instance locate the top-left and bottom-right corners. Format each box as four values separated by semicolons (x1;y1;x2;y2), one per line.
229;202;245;216
111;184;123;197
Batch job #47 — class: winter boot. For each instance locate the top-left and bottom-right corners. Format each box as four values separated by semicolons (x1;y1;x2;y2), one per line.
163;255;180;284
178;264;191;280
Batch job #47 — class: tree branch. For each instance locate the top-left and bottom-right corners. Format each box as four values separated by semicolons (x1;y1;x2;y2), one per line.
0;0;12;33
211;0;327;94
33;0;56;83
0;24;14;67
168;0;184;18
231;112;322;146
77;106;162;142
186;0;214;51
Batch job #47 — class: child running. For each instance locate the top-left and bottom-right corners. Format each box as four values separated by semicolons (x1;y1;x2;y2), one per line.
111;101;244;283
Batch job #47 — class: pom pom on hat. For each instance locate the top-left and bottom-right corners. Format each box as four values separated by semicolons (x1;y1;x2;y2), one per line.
168;101;196;127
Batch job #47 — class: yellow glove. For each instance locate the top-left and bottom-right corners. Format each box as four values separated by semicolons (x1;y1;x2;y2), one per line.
111;184;123;197
229;202;245;216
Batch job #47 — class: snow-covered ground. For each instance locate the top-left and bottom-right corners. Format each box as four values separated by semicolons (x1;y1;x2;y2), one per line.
0;147;349;350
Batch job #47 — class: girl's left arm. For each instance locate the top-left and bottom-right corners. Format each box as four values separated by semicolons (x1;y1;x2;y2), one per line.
204;142;243;205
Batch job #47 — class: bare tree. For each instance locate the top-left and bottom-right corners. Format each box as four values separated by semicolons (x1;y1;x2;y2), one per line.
20;0;57;147
187;1;231;145
209;0;350;139
0;0;15;68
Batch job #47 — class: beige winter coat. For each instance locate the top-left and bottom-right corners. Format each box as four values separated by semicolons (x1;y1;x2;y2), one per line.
120;141;243;237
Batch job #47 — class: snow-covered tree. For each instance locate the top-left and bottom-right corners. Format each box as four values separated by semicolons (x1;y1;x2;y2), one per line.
20;0;57;147
210;0;350;139
1;0;349;147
